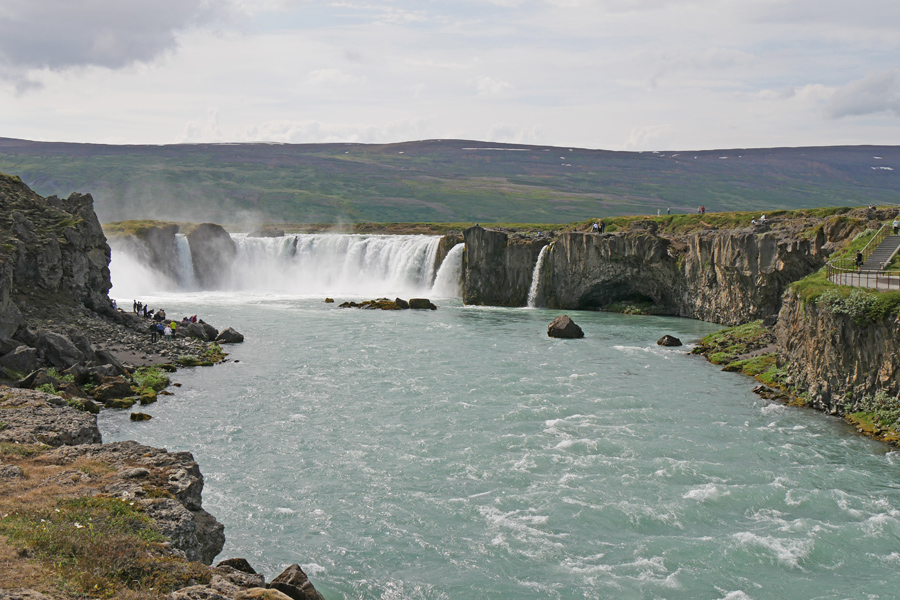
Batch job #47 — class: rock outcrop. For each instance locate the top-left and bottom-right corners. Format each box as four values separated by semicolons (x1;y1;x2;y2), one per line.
0;386;225;564
0;173;112;328
464;225;830;325
776;293;900;411
462;226;550;306
188;223;237;289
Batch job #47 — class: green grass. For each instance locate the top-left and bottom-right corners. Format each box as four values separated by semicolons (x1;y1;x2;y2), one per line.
691;321;774;364
0;496;209;597
132;366;170;392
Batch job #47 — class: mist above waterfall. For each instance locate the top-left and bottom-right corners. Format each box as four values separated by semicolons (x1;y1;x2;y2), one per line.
110;233;463;299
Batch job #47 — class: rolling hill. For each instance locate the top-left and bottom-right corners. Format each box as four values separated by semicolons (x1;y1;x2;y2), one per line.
0;137;897;224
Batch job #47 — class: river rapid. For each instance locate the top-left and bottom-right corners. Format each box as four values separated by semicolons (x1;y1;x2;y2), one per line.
101;237;900;600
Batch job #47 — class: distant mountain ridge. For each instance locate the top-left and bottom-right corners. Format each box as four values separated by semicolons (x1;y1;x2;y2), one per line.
0;137;897;224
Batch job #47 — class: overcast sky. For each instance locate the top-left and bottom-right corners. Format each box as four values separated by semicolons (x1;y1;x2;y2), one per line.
1;0;898;151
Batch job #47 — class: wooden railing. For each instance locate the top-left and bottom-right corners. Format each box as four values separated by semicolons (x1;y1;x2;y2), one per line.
859;224;888;264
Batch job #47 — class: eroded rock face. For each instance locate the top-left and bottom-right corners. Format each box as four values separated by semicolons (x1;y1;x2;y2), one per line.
0;175;112;315
188;223;237;289
463;226;551;307
776;293;900;411
43;439;225;563
464;226;829;325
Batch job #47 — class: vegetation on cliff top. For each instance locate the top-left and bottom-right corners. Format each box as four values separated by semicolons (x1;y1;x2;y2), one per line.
0;445;211;598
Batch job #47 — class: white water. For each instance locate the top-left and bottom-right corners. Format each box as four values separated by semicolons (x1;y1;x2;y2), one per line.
111;233;461;300
175;234;199;290
430;243;464;298
526;244;551;308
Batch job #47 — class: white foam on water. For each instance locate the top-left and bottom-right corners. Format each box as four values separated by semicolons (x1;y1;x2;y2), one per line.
683;483;729;502
731;532;813;568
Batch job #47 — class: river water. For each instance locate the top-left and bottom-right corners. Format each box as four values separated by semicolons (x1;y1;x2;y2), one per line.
100;236;900;600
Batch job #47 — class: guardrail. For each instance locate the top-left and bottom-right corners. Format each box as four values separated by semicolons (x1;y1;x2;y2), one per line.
827;259;900;291
859;224;888;264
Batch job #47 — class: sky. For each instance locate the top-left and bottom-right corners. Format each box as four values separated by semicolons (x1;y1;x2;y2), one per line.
1;0;899;151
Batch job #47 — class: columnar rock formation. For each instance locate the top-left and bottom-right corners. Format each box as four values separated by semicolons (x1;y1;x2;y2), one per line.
776;293;900;411
463;224;830;325
187;223;237;289
462;226;550;306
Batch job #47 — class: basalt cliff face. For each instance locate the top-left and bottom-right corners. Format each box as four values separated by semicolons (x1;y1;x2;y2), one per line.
0;174;112;345
776;293;900;412
462;227;550;306
464;224;830;325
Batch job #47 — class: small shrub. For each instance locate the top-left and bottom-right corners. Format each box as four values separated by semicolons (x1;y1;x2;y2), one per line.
855;390;900;429
35;383;61;397
817;288;878;325
45;367;74;384
133;366;170;392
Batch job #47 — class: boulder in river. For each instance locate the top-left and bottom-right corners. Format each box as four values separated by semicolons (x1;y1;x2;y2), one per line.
409;298;437;310
216;327;244;344
547;315;584;339
656;334;682;347
268;564;326;600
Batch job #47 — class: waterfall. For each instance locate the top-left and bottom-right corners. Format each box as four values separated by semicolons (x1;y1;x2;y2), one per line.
527;244;551;308
174;234;199;289
228;234;444;297
430;243;464;298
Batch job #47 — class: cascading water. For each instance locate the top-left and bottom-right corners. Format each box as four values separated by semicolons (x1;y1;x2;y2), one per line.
526;243;551;308
229;234;442;297
430;243;464;297
111;233;457;298
174;234;199;290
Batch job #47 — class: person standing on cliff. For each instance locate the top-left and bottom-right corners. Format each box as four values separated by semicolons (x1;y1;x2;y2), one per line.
893;218;899;235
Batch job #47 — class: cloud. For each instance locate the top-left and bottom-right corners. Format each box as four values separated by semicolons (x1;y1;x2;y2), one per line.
0;0;228;82
826;69;900;118
307;68;366;86
624;124;673;150
230;116;435;144
476;76;512;95
486;123;544;144
177;107;223;143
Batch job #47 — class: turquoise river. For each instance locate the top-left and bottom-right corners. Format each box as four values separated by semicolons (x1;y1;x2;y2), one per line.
101;237;900;600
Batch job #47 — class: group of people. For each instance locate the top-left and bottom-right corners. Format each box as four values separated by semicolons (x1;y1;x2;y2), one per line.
750;214;767;226
591;220;606;234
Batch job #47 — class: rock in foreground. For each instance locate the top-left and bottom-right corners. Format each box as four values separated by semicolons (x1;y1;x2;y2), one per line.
547;315;584;339
657;334;682;347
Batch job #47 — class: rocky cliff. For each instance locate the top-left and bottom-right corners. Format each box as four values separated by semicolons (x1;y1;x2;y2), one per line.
187;223;237;289
464;220;850;325
462;227;550;306
776;293;900;412
0;174;112;327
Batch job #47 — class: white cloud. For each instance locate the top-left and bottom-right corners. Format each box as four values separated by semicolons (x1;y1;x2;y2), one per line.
476;76;512;95
307;69;366;86
0;0;229;84
826;69;900;118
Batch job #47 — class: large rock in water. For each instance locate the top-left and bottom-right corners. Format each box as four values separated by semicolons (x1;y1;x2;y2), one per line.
216;327;244;344
547;315;584;339
657;334;682;347
187;223;236;289
268;564;326;600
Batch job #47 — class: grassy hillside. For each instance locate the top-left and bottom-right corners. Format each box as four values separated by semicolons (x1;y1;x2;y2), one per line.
1;138;898;224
